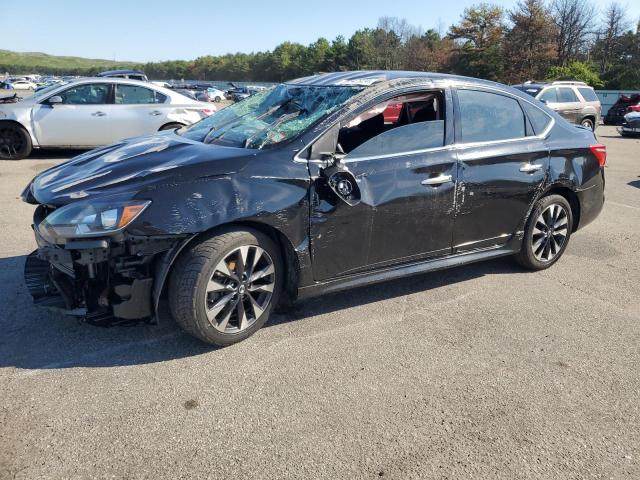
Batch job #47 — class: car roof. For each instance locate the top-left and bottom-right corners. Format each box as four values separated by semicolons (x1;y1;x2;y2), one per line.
287;70;504;88
513;81;593;89
96;69;146;76
64;77;154;87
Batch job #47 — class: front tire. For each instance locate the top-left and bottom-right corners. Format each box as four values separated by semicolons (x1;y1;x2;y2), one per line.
169;228;283;346
515;194;573;270
0;123;32;160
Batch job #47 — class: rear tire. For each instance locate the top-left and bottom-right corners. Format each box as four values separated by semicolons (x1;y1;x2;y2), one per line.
515;194;573;271
169;228;283;346
580;118;595;130
159;122;184;131
0;123;32;160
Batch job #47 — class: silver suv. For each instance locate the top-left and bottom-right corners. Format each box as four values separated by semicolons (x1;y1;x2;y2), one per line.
513;81;601;131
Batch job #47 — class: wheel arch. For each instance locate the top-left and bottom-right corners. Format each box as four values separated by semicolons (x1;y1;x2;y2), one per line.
0;119;34;139
153;220;301;316
0;119;36;155
541;184;581;232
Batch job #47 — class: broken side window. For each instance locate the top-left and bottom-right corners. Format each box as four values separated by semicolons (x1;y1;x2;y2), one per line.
337;91;445;158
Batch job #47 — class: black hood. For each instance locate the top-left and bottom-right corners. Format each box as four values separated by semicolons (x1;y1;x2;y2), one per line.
30;132;256;206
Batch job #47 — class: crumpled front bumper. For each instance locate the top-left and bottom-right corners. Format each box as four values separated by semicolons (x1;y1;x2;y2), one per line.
23;208;183;324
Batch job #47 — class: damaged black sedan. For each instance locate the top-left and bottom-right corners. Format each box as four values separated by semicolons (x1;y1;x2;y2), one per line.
22;71;606;346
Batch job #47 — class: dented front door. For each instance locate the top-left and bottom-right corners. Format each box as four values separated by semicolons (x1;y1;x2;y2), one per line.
309;147;458;281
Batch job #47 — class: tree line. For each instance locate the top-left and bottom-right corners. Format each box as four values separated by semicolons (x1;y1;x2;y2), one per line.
6;0;640;89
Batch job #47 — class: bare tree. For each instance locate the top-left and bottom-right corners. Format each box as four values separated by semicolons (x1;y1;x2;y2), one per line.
597;2;631;73
550;0;597;66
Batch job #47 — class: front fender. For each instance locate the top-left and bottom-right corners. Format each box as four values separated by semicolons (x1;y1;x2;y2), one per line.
128;151;311;247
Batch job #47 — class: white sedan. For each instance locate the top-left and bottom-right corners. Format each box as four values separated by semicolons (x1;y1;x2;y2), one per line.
0;78;215;159
10;80;37;90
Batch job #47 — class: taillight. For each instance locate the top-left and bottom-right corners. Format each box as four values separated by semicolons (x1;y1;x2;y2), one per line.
200;109;214;116
590;144;606;168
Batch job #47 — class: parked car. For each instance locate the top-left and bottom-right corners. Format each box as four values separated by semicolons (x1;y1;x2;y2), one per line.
513;81;601;130
199;87;226;103
604;93;640;125
97;69;149;82
9;80;37;90
0;78;215;159
21;71;605;346
226;84;267;102
619;111;640;136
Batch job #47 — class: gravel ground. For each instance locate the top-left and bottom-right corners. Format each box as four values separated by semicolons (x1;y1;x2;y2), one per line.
0;126;639;479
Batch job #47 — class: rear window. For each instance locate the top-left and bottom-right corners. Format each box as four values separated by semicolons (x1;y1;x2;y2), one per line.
578;87;599;102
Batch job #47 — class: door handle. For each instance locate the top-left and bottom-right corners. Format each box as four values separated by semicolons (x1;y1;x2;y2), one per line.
91;111;106;117
149;110;162;116
421;174;453;186
519;163;543;173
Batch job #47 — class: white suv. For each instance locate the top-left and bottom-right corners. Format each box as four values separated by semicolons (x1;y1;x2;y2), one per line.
513;81;601;131
0;78;215;159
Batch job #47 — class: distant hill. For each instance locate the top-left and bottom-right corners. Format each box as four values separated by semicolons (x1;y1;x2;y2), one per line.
0;49;139;75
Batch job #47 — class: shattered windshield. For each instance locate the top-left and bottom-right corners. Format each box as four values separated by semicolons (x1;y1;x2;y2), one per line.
179;84;363;149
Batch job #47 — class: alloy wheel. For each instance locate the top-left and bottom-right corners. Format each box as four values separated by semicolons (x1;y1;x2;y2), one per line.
205;245;275;333
531;204;569;262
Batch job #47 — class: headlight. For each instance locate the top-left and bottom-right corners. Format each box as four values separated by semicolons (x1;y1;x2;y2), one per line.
39;199;151;242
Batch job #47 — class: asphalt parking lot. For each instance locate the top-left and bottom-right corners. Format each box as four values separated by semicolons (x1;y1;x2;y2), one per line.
1;126;639;479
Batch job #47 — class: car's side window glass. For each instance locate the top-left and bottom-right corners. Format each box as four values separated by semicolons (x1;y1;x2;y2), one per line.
557;87;578;103
338;91;445;159
115;85;165;104
521;102;553;136
346;121;445;159
57;83;110;105
457;89;526;143
578;87;599;102
539;88;558;103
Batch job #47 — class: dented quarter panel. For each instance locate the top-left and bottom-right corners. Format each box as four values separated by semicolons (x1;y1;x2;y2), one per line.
545;121;605;229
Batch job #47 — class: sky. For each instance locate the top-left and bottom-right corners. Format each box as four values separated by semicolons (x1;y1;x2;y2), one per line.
3;0;640;63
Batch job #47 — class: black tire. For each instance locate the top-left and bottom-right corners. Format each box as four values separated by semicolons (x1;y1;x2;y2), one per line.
515;194;573;271
159;122;184;131
214;96;221;103
169;228;283;346
580;118;595;131
0;123;32;160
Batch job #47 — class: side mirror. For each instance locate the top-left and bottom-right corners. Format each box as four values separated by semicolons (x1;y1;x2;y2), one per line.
48;96;63;106
540;99;548;104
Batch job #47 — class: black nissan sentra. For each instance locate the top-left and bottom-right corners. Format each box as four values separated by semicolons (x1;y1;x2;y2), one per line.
22;71;606;346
